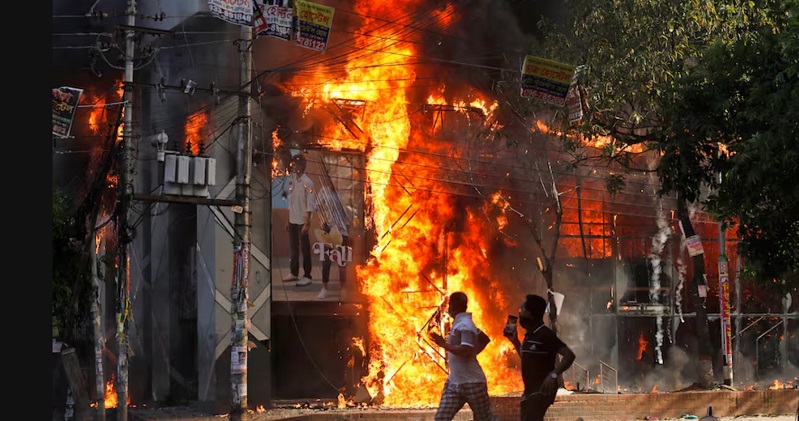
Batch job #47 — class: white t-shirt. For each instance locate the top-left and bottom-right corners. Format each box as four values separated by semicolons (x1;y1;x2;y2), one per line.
288;172;316;225
446;312;487;385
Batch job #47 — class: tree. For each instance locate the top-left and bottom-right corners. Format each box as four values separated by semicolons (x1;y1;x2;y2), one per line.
659;0;799;294
53;187;92;341
528;0;789;388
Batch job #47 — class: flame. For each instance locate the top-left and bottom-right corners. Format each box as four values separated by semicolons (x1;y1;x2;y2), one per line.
768;380;785;390
184;110;208;155
101;374;130;409
115;78;125;145
290;0;525;407
432;4;455;28
559;198;612;258
293;0;522;407
636;332;648;360
651;384;658;394
271;128;286;178
85;92;108;135
256;405;265;413
563;380;575;391
95;230;103;255
534;120;644;154
496;214;509;230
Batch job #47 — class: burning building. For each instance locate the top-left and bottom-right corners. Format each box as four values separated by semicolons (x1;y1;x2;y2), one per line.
52;0;798;416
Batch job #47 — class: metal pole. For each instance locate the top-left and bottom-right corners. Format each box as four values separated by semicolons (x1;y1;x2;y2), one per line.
734;252;742;385
117;1;136;420
781;281;789;371
718;222;732;386
230;25;253;421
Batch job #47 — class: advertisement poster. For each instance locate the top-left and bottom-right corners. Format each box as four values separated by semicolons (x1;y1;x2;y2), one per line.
685;234;704;257
52;86;84;138
294;0;335;51
208;0;254;27
271;149;365;302
520;55;575;107
230;345;247;373
719;259;732;365
260;3;293;40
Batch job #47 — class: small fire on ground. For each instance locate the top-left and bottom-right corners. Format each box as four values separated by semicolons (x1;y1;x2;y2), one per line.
90;374;130;409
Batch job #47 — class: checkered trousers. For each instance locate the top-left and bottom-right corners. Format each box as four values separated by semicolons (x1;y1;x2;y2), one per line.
434;379;497;421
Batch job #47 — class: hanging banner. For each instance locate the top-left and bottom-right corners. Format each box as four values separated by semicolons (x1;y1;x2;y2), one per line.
294;0;335;51
520;56;575;107
208;0;254;27
53;86;84;138
253;0;268;33
565;83;584;124
259;3;293;40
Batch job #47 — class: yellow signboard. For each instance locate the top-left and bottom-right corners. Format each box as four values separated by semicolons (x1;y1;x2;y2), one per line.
295;0;335;51
520;56;575;107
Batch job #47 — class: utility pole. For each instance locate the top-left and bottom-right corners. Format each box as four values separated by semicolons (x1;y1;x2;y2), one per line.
116;0;136;420
718;221;732;386
92;234;106;421
718;161;733;387
229;25;253;421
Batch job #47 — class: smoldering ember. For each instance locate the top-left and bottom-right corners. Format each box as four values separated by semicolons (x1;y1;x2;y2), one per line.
52;0;798;421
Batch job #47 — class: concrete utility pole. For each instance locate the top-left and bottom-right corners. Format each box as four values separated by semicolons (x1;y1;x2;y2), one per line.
117;0;136;420
229;25;254;421
718;222;732;386
717;163;732;387
92;234;106;421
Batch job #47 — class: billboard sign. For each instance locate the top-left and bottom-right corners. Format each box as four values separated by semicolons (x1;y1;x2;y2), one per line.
53;86;84;138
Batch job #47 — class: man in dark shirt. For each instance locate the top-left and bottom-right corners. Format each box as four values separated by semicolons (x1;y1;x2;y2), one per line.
503;294;575;421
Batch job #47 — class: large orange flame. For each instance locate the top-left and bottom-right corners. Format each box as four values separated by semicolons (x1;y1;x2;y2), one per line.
342;1;523;402
99;373;130;409
292;0;525;407
286;0;531;406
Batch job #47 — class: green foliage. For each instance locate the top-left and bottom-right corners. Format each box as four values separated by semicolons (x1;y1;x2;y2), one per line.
52;187;92;338
661;0;799;289
535;0;797;289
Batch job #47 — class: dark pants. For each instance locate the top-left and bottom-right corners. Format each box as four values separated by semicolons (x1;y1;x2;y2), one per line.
519;393;552;421
288;223;311;278
321;235;348;286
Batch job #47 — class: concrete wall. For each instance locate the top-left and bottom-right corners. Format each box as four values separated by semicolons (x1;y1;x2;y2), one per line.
131;0;273;408
490;390;799;421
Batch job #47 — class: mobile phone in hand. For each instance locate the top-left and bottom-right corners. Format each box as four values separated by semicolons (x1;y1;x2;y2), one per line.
504;315;518;336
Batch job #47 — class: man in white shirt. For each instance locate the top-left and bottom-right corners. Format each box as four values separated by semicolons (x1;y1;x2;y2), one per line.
283;154;315;286
430;292;497;421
